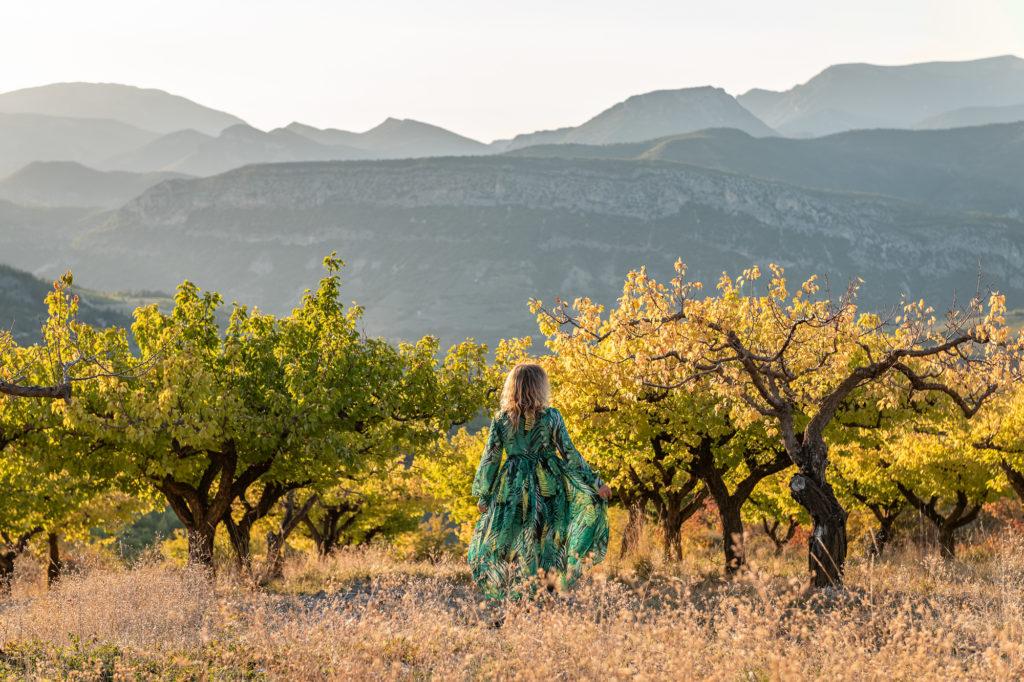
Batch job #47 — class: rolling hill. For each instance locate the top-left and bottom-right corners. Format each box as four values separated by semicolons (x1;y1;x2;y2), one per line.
0;112;158;176
0;162;189;208
337;118;488;157
915;103;1024;129
287;118;489;158
0;82;246;135
0;263;134;344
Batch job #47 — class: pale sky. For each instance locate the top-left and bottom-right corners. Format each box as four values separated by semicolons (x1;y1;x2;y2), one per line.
1;0;1022;142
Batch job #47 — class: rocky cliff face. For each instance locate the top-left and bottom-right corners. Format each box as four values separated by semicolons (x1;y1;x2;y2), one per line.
64;156;1024;346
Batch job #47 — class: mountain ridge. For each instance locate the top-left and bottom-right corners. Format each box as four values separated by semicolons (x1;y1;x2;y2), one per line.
0;161;190;208
738;55;1024;136
42;155;1024;347
0;82;246;135
500;86;775;150
505;121;1024;217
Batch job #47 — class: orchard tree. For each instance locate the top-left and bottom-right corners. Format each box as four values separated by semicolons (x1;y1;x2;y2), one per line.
65;256;489;569
537;294;791;572
540;264;1017;587
835;389;997;559
2;285;148;586
828;397;913;557
422;426;490;544
888;417;999;559
972;385;1024;503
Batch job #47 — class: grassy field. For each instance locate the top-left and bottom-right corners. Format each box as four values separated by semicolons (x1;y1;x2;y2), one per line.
2;528;1024;681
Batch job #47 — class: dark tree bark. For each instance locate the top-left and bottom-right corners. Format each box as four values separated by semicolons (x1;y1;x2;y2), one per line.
46;532;61;586
998;460;1024;502
640;460;706;562
627;432;708;562
0;527;41;591
790;468;848;587
617;493;647;559
687;433;792;575
262;491;319;582
761;516;798;555
897;484;982;559
0;378;72;401
302;497;363;557
155;439;273;568
224;480;306;572
848;490;904;557
653;485;708;562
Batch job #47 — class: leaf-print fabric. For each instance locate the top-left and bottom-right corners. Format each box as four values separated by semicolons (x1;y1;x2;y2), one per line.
468;407;609;600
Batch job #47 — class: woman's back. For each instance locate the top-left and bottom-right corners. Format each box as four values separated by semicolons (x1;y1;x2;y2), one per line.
469;401;609;600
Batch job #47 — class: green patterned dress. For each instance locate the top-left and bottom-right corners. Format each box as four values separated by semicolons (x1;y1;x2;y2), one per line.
468;406;609;600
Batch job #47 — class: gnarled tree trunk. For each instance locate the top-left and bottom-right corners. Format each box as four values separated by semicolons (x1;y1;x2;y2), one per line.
224;481;304;573
156;440;273;570
651;484;707;562
303;498;363;557
790;471;848;588
46;532;61;586
262;491;319;583
897;485;982;560
0;528;42;592
618;498;647;559
688;433;791;574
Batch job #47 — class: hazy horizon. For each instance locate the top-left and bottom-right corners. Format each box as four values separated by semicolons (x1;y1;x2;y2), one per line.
1;0;1022;141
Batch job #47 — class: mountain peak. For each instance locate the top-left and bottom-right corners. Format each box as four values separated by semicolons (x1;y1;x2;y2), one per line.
507;86;775;150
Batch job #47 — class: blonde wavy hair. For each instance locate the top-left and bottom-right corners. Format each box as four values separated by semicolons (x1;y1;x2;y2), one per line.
500;362;550;432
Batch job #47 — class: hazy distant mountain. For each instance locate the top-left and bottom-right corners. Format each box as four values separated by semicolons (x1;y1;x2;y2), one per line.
0;199;108;279
0;112;158;176
0;83;246;135
101;119;485;175
0;263;133;344
739;55;1024;137
507;122;1024;217
501;87;775;151
103;124;364;176
915;103;1024;129
34;156;1024;347
288;118;488;158
0;161;188;209
284;122;363;148
100;129;215;174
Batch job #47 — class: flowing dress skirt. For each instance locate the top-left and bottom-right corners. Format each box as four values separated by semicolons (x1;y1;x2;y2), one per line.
467;449;609;600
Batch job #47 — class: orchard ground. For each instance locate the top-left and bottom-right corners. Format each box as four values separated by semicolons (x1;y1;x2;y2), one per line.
2;507;1024;680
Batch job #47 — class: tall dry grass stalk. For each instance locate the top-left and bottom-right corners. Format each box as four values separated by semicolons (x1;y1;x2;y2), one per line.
1;534;1023;679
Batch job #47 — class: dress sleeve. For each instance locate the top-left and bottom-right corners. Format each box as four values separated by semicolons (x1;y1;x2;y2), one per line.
471;415;504;505
551;408;604;490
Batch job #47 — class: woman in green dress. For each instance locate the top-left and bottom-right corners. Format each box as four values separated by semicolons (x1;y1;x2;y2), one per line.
468;362;612;600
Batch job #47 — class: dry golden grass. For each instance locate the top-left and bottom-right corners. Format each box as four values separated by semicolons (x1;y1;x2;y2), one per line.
2;533;1024;680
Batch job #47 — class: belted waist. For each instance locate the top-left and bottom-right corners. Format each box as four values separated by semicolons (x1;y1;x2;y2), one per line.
507;449;559;462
